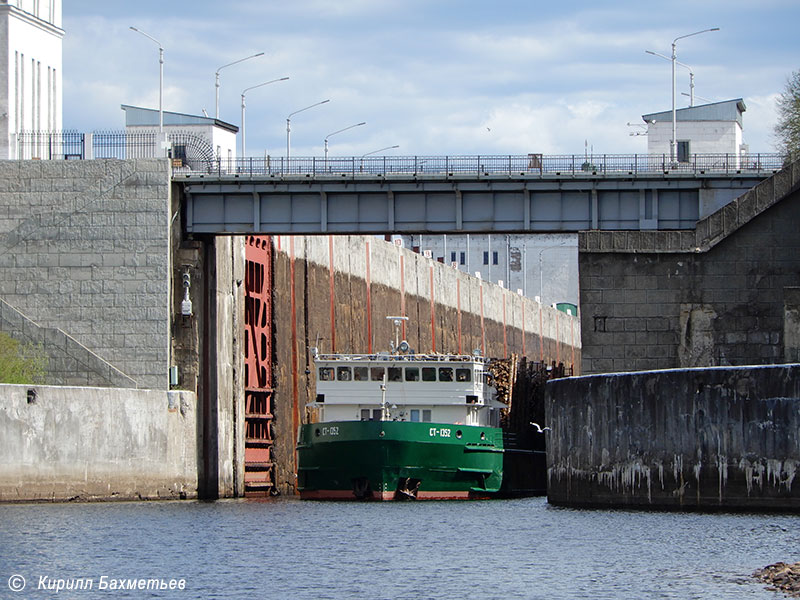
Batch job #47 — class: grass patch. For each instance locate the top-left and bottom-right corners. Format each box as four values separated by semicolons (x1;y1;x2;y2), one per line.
0;331;48;384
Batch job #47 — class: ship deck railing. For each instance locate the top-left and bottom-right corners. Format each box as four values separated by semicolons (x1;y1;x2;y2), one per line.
315;352;487;363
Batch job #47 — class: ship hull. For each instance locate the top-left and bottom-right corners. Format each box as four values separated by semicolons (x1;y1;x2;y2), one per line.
296;420;504;500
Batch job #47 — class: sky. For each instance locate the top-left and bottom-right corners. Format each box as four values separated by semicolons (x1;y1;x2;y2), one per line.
62;0;800;158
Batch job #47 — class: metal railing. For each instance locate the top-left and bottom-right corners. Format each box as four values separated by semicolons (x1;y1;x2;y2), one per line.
16;130;162;160
206;152;784;177
16;130;87;160
14;130;785;177
91;130;162;159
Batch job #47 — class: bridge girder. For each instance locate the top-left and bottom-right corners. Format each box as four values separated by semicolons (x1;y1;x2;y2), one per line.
181;173;765;235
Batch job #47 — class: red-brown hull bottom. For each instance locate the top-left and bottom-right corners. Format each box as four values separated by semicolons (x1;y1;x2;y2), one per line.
299;489;492;501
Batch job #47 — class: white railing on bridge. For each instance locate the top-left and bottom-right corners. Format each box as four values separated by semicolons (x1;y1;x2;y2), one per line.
14;130;785;177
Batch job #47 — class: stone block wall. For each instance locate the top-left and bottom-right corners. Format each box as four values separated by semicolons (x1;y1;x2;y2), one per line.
579;159;800;374
0;298;136;387
0;159;172;389
546;364;800;510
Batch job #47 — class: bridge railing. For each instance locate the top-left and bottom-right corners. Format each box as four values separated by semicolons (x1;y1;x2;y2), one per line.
214;153;784;177
214;153;783;177
13;130;784;176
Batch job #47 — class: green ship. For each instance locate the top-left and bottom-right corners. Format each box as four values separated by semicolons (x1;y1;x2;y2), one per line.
297;318;507;500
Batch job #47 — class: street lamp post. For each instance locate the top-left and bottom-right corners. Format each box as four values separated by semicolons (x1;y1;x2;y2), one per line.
216;52;264;119
359;145;399;172
646;50;695;106
240;77;289;159
324;122;366;168
129;26;163;133
286;99;330;161
670;28;719;162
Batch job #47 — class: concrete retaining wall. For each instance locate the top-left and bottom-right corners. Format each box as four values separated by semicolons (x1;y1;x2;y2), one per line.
270;234;581;494
546;364;800;510
0;384;198;502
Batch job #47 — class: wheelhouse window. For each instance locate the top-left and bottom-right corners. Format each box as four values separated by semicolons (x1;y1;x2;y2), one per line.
422;367;436;382
456;368;471;382
360;409;370;421
337;366;351;381
405;367;420;382
370;367;385;381
319;367;334;381
388;367;402;382
438;367;454;382
422;409;432;422
353;366;368;381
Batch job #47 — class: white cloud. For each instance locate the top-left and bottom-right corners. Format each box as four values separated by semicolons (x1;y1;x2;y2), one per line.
60;0;799;157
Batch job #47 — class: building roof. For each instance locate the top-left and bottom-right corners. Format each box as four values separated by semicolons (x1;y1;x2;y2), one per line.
642;98;746;127
121;105;239;134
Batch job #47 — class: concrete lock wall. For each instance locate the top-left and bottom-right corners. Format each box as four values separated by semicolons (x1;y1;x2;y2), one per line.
270;234;581;495
0;158;248;500
0;384;198;502
579;158;800;375
0;159;173;389
545;364;800;510
170;227;246;500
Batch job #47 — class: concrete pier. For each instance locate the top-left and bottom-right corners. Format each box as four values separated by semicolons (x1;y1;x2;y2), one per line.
545;364;800;510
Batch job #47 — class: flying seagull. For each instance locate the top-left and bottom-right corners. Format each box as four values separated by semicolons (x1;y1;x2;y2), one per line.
530;422;551;433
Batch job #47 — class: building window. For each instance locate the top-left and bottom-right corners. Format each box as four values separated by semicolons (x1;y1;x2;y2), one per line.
677;140;690;163
492;251;499;265
483;251;489;265
460;252;465;265
450;251;456;263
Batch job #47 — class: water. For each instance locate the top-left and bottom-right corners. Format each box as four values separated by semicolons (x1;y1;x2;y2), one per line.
0;497;796;599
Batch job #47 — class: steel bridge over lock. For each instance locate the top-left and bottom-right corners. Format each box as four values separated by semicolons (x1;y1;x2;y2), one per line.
178;153;781;235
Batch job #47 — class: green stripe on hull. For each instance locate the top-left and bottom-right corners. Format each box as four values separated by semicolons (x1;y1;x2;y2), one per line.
297;421;504;500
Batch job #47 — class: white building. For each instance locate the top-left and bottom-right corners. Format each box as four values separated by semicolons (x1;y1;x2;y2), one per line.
391;233;578;310
121;104;238;167
0;0;63;158
642;98;747;162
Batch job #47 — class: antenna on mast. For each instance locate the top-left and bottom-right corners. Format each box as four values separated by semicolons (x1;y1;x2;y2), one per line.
386;316;408;352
